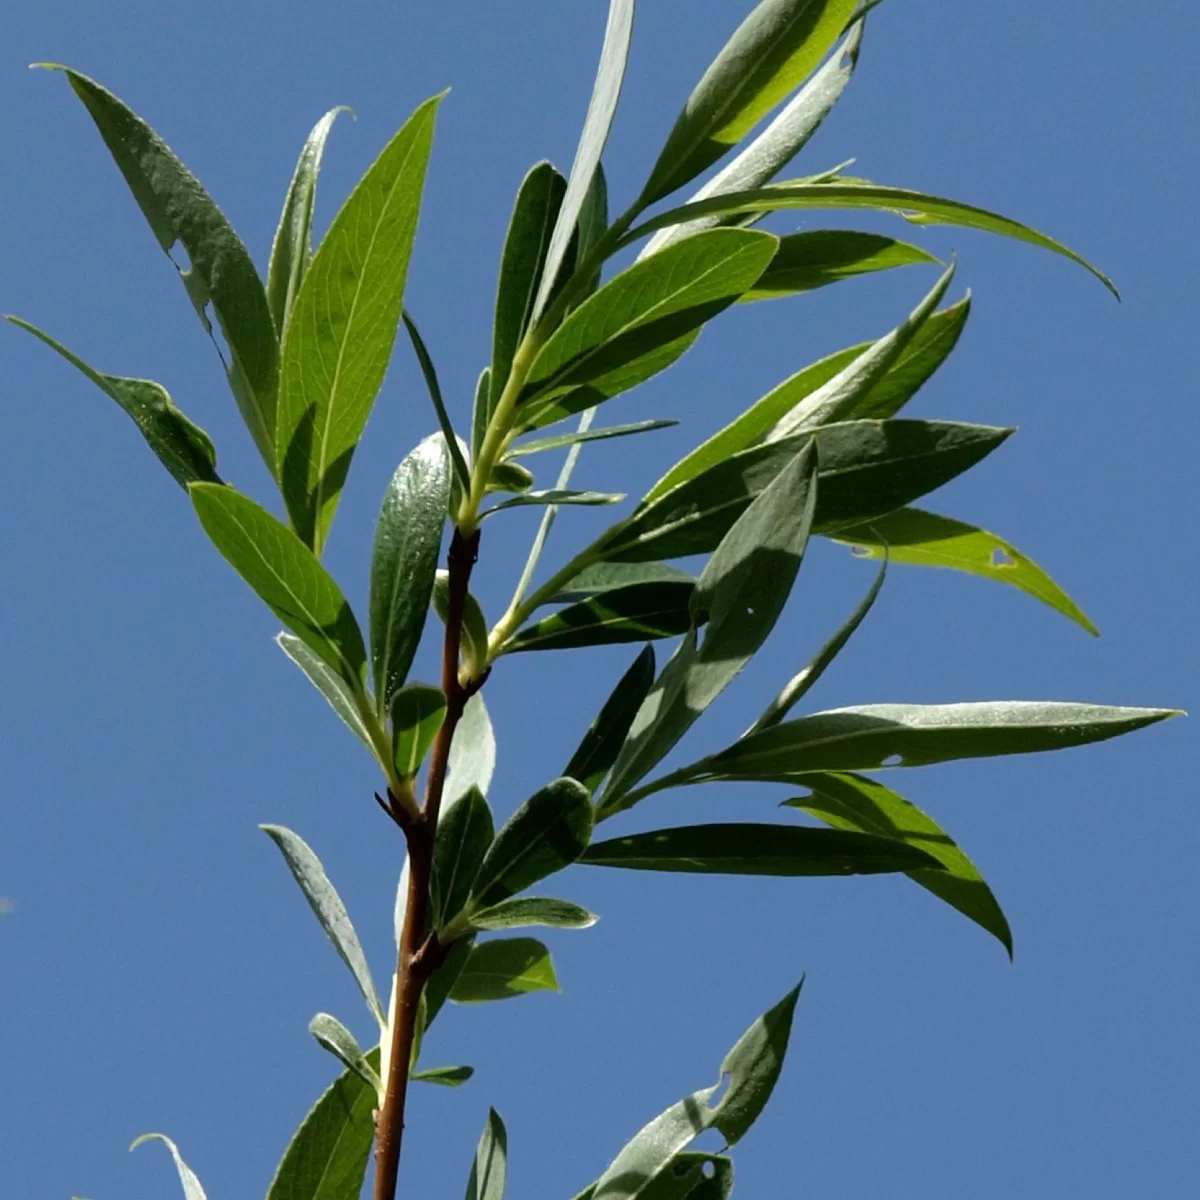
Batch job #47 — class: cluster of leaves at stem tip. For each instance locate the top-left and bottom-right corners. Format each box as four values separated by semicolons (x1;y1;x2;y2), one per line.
12;2;1180;1199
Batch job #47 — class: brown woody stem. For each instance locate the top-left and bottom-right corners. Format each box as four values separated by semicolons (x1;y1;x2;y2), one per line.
374;526;480;1200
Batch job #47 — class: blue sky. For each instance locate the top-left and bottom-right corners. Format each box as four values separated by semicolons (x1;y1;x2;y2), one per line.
2;2;1197;1197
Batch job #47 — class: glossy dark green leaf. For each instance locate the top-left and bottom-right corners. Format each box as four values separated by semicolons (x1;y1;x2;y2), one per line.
277;633;373;750
412;1064;475;1087
638;0;859;205
308;1013;382;1095
190;483;367;685
391;683;447;779
369;434;450;709
624;181;1117;297
277;93;443;552
647;296;970;499
446;693;496;805
402;313;473;494
504;582;695;653
266;1053;378;1200
565;646;657;794
449;937;560;1003
267;107;350;335
471;778;594;908
7;317;219;487
571;162;610;309
583;823;941;875
551;563;696;604
600;443;818;810
523;229;778;408
786;772;1013;954
261;825;385;1026
433;785;495;928
741;230;938;301
830;506;1099;635
130;1134;207;1200
509;420;677;457
482;489;624;517
465;1108;508;1200
40;66;280;470
471;897;598;931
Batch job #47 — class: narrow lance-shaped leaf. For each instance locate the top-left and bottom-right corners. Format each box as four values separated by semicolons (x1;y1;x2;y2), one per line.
391;683;447;779
189;483;367;686
260;825;386;1027
450;937;561;1003
402;313;473;494
830;506;1099;635
466;1109;508;1200
277;92;444;553
267;107;350;335
509;419;677;457
6;317;219;488
638;0;859;205
445;693;496;805
551;563;696;604
277;633;374;751
370;433;450;710
308;1013;383;1097
130;1134;207;1200
433;785;495;929
785;772;1013;955
471;897;598;931
472;366;492;463
483;489;624;517
412;1064;475;1087
600;442;818;811
531;0;635;322
39;66;280;469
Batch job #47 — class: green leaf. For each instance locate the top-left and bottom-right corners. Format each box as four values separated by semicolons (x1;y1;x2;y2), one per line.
277;633;373;750
189;482;367;686
472;366;492;462
504;582;695;653
6;317;220;487
425;936;474;1027
583;823;941;875
640;1154;735;1200
40;66;280;470
260;825;385;1027
471;897;598;931
487;460;536;493
829;506;1099;635
466;1108;508;1200
402;312;473;495
624;181;1118;297
446;693;497;804
785;772;1013;954
308;1013;383;1096
413;1064;475;1087
531;0;635;322
523;229;778;408
483;489;624;516
741;230;939;301
267;1054;378;1200
750;559;885;732
472;778;594;908
551;563;696;604
432;571;490;677
391;683;447;779
276;92;443;552
565;646;658;793
639;0;859;205
450;937;560;1003
370;434;451;709
433;785;495;929
647;297;970;500
267;107;350;335
130;1134;207;1200
572;162;611;308
509;420;678;457
600;442;818;810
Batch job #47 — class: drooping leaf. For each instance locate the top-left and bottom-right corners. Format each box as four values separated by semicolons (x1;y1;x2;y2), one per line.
276;93;443;552
509;419;678;457
465;1108;508;1200
277;633;373;750
40;66;280;469
551;563;696;604
600;443;818;810
471;778;594;908
6;317;219;487
483;489;625;516
267;1054;378;1200
785;772;1013;954
531;0;636;322
471;897;598;931
829;506;1099;635
267;107;350;335
130;1134;207;1200
413;1064;475;1087
583;823;941;875
433;785;495;928
401;313;473;495
369;434;451;709
565;646;657;793
646;297;970;500
308;1013;383;1096
189;483;367;686
391;683;447;779
504;581;695;653
449;937;560;1003
446;693;497;804
260;825;386;1026
638;0;859;205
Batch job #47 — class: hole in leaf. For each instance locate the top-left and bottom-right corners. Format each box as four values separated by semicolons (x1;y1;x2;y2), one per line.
841;52;855;70
205;303;232;370
850;545;871;558
707;1073;732;1110
168;241;193;274
882;754;903;767
702;1162;716;1179
991;548;1017;568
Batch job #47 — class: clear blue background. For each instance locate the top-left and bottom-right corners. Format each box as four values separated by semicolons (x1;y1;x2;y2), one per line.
2;2;1196;1197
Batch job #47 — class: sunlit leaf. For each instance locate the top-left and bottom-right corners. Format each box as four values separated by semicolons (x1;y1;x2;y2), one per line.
277;633;373;750
130;1134;207;1200
483;489;624;517
509;419;677;457
412;1064;475;1087
465;1108;508;1200
391;683;447;779
446;693;497;804
308;1013;383;1096
551;563;696;605
433;785;495;928
471;897;598;931
450;937;560;1003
